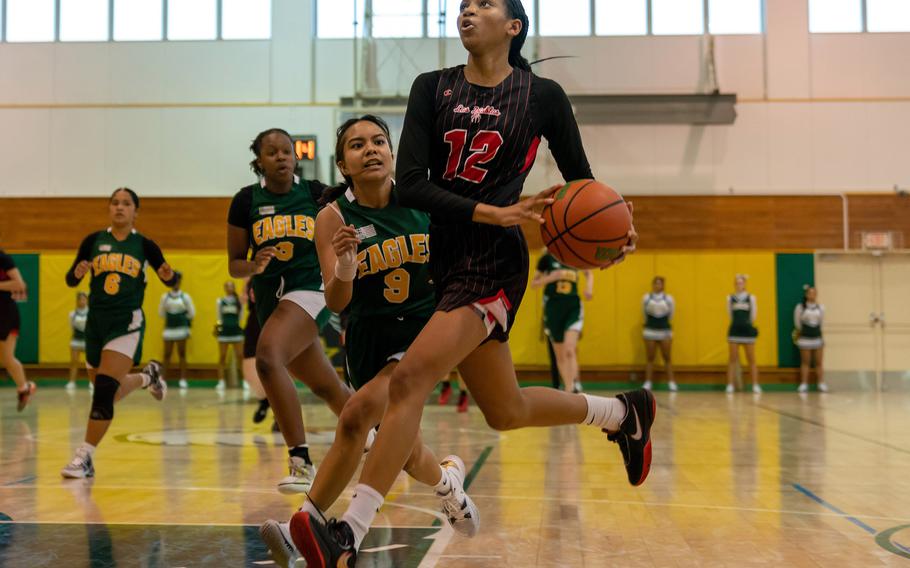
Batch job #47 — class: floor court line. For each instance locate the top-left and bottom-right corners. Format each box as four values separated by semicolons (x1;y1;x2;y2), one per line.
791;483;877;534
757;403;910;455
793;483;910;560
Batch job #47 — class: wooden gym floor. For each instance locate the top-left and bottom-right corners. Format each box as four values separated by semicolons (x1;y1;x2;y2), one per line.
1;385;909;567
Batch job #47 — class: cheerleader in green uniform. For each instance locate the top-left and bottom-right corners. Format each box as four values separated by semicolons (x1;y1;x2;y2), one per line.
214;280;244;390
66;291;89;391
642;277;676;391
159;272;194;388
726;274;760;393
794;285;827;393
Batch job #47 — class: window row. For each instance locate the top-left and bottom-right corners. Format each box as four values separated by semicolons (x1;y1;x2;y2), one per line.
317;0;765;39
0;0;271;43
810;0;910;33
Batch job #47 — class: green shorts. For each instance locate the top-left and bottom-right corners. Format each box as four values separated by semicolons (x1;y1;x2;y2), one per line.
345;313;429;390
84;308;146;368
544;297;583;343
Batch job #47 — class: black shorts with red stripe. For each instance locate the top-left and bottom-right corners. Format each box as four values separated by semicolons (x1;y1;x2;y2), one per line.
430;223;528;343
0;301;21;342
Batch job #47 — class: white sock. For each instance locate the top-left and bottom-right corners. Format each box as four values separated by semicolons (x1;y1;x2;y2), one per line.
80;442;97;456
342;483;384;550
433;465;452;496
581;394;626;431
139;373;151;388
299;499;323;525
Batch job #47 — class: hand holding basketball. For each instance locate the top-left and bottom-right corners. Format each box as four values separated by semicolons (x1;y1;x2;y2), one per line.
540;180;634;269
474;184;560;227
598;202;638;270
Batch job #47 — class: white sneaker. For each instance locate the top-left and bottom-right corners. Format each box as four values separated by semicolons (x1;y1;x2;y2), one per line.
61;447;95;479
259;519;300;568
752;383;762;394
215;379;226;391
277;456;316;494
818;382;829;393
642;380;653;390
797;383;808;393
438;455;480;537
725;383;735;394
143;360;167;401
178;378;189;390
668;381;679;392
65;381;77;392
572;381;583;394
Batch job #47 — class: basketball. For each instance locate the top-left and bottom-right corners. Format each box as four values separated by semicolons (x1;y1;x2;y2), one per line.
540;179;632;269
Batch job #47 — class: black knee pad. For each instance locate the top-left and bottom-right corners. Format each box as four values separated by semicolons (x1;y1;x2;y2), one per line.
90;374;119;420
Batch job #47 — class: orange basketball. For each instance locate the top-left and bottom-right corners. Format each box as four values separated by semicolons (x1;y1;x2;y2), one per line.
540;179;632;269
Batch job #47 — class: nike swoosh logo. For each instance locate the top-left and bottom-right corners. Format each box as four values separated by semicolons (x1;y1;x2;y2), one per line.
630;406;643;441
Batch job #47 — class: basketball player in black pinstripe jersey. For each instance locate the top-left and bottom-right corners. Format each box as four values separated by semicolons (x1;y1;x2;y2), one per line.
289;3;653;564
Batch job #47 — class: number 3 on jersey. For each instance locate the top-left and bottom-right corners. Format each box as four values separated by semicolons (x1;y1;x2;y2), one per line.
443;129;504;183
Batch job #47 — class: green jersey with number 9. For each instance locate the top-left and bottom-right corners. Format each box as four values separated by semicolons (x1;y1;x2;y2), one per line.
228;179;327;323
332;187;435;320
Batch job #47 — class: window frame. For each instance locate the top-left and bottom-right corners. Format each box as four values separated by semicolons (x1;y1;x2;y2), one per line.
0;0;273;43
314;0;765;39
4;0;57;43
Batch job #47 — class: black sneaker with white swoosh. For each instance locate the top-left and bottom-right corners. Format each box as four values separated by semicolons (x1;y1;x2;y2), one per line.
607;389;656;486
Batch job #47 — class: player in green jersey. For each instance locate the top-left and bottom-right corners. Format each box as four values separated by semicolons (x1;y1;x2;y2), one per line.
227;128;353;495
61;187;173;478
531;251;593;394
261;116;479;568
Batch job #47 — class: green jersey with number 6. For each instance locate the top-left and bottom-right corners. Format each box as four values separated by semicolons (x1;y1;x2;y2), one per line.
333;188;434;320
228;179;327;322
73;228;163;311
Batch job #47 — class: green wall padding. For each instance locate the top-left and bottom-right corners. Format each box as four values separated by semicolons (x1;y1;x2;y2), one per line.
775;253;814;367
9;254;39;364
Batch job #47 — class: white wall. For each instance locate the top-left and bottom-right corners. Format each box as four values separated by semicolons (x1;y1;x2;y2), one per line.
0;0;908;197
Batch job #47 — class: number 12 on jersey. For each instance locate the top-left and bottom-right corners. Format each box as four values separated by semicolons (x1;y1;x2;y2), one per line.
443;129;504;183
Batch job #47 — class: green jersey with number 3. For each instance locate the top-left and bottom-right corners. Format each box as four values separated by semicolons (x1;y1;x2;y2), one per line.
228;180;326;320
334;188;434;320
537;253;580;300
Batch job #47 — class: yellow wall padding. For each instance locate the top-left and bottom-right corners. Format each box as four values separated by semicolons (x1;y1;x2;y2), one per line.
39;252;245;365
514;250;778;367
39;249;777;368
39;254;92;364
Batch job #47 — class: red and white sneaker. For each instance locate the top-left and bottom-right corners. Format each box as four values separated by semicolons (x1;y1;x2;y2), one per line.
16;381;36;412
607;389;656;486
